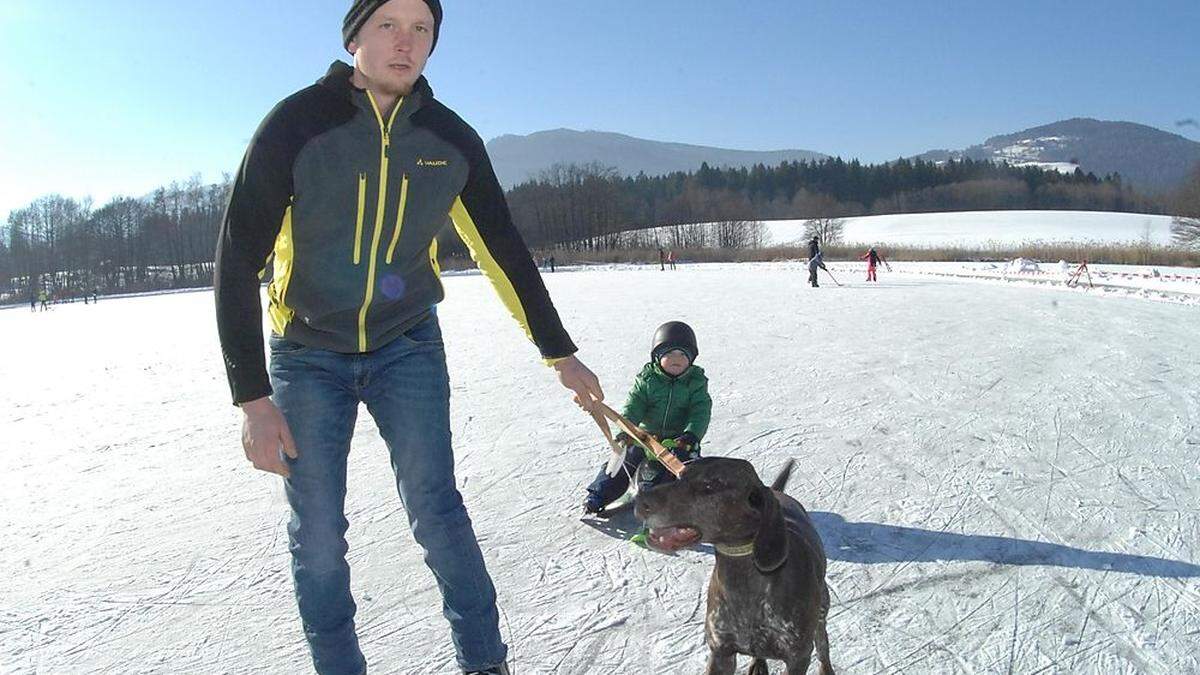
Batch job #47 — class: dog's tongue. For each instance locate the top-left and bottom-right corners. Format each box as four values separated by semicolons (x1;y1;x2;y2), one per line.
647;526;701;551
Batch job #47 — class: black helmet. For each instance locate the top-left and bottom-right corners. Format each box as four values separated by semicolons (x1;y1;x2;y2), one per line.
651;321;698;364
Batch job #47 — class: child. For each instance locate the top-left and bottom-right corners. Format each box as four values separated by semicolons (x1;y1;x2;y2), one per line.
584;321;712;515
860;246;886;282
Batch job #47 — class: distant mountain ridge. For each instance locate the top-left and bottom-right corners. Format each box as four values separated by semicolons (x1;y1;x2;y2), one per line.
485;128;826;188
913;118;1200;193
485;119;1200;194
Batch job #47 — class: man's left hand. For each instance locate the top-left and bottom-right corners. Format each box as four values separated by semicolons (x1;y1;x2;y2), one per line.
553;355;604;411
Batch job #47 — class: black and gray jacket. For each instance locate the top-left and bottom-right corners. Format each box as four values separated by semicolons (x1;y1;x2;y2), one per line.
215;61;576;404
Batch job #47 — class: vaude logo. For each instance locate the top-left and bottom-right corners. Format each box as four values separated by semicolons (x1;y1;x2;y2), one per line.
416;158;449;167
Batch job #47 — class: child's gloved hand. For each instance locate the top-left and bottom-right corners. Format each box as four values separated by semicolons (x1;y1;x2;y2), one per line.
671;432;699;454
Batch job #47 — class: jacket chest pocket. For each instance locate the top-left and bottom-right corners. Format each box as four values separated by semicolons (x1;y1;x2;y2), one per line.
388;170;461;256
353;172;367;264
384;174;409;264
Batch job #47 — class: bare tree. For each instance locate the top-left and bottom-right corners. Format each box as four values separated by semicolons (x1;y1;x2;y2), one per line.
1173;218;1200;247
507;162;626;251
0;237;11;295
803;218;845;245
790;189;844;219
7;214;34;292
1170;164;1200;247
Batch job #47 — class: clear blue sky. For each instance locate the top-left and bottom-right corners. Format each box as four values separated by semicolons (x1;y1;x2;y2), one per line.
2;0;1198;221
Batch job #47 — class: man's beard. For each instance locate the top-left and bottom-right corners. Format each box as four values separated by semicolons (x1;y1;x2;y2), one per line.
371;70;415;96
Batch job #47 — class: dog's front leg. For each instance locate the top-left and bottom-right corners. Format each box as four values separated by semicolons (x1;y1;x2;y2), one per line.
784;644;814;675
705;646;737;675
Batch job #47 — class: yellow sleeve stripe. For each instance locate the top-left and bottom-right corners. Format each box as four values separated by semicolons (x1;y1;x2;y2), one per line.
448;196;536;346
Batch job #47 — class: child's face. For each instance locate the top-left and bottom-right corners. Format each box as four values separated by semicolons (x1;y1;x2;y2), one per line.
658;349;691;376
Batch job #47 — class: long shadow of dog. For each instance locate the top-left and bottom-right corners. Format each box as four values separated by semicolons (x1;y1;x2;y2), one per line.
582;507;1199;578
810;511;1200;578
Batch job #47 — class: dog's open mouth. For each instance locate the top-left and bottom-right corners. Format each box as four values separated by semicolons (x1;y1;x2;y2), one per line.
646;525;701;551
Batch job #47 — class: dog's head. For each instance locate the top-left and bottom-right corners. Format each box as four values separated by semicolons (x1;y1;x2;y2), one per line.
633;456;788;572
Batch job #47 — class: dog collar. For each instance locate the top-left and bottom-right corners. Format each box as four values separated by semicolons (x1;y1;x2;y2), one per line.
715;541;755;557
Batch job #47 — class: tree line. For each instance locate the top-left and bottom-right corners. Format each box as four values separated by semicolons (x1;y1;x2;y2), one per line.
3;155;1191;304
503;156;1162;252
4;175;230;303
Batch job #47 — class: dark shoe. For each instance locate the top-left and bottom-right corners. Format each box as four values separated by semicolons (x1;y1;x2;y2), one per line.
583;499;604;516
465;664;510;675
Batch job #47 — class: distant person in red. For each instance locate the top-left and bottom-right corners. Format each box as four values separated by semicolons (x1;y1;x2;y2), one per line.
860;246;886;282
667;250;676;270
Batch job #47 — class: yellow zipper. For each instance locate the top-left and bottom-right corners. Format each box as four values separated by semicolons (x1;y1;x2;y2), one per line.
385;174;409;264
429;236;441;277
353;172;366;264
357;91;404;351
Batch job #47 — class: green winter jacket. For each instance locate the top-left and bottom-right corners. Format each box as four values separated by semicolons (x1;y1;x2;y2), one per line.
623;362;711;442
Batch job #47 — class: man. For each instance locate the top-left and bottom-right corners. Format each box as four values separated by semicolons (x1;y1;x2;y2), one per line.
214;2;604;673
807;235;826;288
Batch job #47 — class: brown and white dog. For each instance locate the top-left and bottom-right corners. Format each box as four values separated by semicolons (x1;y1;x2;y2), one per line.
634;458;833;675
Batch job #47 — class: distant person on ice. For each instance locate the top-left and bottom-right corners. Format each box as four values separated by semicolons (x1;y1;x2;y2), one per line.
808;235;828;287
584;321;711;542
213;2;604;673
860;246;886;282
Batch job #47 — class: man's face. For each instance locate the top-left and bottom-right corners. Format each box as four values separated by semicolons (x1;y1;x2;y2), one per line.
348;0;435;97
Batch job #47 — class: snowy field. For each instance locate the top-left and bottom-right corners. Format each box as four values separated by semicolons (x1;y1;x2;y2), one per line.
764;210;1179;247
3;263;1200;674
879;261;1200;307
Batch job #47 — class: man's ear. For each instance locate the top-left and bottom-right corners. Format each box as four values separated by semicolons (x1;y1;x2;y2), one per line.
752;486;788;573
347;40;360;56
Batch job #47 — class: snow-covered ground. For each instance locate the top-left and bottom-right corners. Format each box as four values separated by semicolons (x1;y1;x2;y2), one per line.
4;263;1199;674
878;260;1200;307
765;210;1178;247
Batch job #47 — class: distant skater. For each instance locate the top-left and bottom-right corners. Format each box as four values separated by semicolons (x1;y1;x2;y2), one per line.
807;236;827;288
860;246;886;282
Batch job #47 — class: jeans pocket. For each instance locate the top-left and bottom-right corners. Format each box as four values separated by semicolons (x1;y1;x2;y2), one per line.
268;334;308;354
400;313;443;347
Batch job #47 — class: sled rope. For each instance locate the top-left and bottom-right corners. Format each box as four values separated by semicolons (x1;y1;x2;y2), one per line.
588;407;627;477
589;401;687;478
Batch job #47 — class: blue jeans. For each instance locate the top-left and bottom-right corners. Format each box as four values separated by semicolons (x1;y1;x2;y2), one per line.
268;311;507;674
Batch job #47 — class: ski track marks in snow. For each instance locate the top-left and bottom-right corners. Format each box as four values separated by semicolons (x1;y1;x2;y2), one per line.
2;263;1199;673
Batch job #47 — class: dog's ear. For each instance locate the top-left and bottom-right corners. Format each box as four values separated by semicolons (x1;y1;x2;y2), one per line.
751;486;788;573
